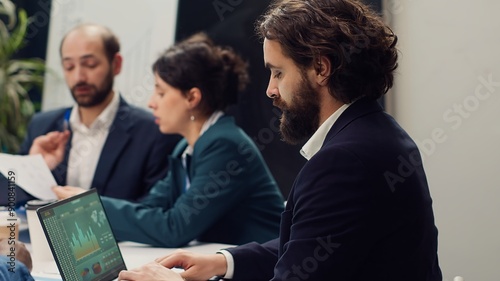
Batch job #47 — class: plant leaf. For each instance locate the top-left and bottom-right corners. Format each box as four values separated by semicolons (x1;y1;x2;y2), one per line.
5;9;28;54
0;0;16;28
0;0;45;153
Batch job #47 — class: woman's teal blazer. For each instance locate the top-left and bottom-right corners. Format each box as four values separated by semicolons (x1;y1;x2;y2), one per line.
101;116;284;247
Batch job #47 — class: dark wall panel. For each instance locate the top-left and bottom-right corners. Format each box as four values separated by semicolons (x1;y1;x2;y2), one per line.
176;0;382;197
13;0;52;110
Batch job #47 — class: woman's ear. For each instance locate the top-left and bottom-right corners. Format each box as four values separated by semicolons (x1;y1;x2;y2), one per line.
314;56;332;86
186;87;202;109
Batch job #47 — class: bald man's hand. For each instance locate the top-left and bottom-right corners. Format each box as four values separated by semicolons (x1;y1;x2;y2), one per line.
29;130;70;170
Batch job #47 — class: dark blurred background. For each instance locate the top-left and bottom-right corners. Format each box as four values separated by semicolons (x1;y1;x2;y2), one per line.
175;0;382;197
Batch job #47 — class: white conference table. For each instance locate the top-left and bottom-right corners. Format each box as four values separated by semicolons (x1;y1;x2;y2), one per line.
30;241;235;281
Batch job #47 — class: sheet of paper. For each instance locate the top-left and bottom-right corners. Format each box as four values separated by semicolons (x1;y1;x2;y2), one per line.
0;154;57;200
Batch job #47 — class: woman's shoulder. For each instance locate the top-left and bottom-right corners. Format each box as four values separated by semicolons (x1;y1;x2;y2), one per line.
204;116;247;140
196;116;254;150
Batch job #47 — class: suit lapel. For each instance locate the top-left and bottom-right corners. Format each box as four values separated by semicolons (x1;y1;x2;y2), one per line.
172;139;189;193
57;134;72;185
53;108;72;185
170;156;187;197
323;98;384;145
91;98;132;192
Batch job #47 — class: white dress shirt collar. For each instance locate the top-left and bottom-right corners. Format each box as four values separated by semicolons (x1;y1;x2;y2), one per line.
69;91;120;133
300;103;351;160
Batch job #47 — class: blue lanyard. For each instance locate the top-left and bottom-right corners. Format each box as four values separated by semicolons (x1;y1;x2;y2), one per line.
63;108;71;131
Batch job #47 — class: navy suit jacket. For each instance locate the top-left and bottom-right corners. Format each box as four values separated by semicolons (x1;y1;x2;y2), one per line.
228;99;442;281
0;97;180;204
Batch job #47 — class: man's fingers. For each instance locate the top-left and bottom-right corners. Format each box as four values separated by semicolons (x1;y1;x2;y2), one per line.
33;135;56;150
156;249;187;265
52;186;74;200
55;133;69;154
157;253;188;268
59;130;71;142
118;269;141;281
52;130;70;146
52;186;67;200
32;132;67;150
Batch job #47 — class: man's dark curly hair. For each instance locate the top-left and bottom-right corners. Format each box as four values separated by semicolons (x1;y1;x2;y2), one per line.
257;0;398;103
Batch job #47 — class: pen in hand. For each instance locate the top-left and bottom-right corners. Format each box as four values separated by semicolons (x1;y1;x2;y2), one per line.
63;108;71;131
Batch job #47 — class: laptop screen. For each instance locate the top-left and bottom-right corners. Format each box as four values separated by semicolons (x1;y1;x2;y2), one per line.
37;189;126;281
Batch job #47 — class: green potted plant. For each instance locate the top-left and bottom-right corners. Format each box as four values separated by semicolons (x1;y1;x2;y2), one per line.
0;0;46;153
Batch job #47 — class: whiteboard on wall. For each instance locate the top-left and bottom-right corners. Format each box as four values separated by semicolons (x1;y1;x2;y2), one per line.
41;0;179;111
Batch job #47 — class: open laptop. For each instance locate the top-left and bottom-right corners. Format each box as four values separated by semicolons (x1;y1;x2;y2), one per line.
37;189;127;281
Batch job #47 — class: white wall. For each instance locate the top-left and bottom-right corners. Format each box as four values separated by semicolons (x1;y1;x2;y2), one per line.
385;0;500;280
41;0;179;110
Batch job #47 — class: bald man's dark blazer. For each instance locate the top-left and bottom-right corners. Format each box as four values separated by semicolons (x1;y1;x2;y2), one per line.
0;96;180;205
227;98;442;281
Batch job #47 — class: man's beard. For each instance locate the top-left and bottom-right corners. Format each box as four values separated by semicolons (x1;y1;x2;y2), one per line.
274;76;320;145
70;70;114;107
